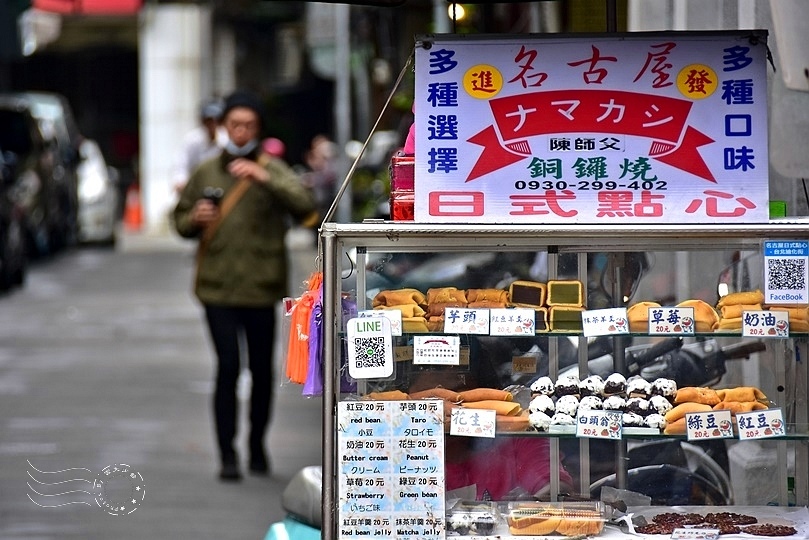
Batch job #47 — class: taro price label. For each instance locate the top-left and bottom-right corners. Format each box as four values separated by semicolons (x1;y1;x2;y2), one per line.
442;307;490;334
582;307;629;337
685;410;734;441
489;308;535;336
576;410;622;440
737;408;786;440
742;310;789;338
449;407;496;438
413;336;460;365
648;307;695;335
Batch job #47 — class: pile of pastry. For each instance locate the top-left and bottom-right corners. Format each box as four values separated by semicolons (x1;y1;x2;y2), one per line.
370;279;586;333
507;504;605;537
627;289;809;333
663;385;770;435
714;289;809;332
527;372;678;432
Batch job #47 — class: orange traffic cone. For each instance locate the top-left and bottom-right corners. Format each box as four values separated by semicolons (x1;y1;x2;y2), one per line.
124;183;143;231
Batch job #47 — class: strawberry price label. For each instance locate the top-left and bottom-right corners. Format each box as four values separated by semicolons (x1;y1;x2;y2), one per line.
582;307;629;337
737;408;786;440
685;410;734;441
489;308;535;336
742;310;789;338
648;306;695;335
576;410;622;440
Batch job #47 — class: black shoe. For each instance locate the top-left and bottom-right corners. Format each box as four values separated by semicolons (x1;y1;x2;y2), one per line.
249;452;270;476
219;456;242;482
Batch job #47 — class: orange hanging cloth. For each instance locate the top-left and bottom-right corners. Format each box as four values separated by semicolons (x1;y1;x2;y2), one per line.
285;272;323;384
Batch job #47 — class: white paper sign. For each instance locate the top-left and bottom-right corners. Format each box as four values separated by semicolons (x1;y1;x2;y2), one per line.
736;408;786;439
648;306;695;335
489;308;535;335
685;410;734;441
763;240;809;305
741;310;789;338
671;528;719;540
449;407;496;438
413;335;461;365
576;410;622;439
358;309;403;336
347;317;394;379
442;307;490;334
582;307;629;336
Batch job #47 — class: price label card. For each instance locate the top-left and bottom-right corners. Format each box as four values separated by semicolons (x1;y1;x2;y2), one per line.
742;310;789;338
685;410;734;441
737;408;786;439
582;308;629;337
442;307;490;334
413;336;460;365
512;355;537;375
763;240;809;305
347;317;394;379
489;308;535;336
576;410;622;440
671;527;720;540
358;309;402;336
648;307;696;335
449;407;496;438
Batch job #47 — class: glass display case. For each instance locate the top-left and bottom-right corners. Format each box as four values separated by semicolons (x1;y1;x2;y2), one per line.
320;221;809;540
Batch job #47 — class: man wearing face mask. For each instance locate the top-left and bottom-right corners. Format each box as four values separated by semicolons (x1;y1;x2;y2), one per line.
173;90;316;481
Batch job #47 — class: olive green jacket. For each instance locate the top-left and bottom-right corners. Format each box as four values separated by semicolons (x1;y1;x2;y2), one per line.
173;152;316;307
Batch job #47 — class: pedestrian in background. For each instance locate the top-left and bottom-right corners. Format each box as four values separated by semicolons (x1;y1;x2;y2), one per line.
173;90;316;481
172;98;228;194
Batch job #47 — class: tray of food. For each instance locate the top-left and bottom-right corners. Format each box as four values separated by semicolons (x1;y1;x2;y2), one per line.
507;501;606;536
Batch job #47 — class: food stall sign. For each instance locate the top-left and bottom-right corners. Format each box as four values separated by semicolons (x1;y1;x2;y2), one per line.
414;31;769;224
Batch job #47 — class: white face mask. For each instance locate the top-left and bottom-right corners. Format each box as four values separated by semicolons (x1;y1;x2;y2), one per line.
224;138;258;157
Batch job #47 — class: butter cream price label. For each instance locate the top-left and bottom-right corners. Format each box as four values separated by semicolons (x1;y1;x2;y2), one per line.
582;307;629;337
576;410;622;440
413;336;460;365
741;310;789;338
685;410;734;441
449;407;496;438
736;408;786;440
337;400;445;540
443;307;490;334
648;307;695;335
489;308;535;336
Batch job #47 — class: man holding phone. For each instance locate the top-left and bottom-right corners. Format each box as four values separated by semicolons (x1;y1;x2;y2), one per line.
173;90;316;481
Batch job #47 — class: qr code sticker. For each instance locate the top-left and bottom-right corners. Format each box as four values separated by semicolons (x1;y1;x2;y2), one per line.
353;336;386;369
767;258;806;291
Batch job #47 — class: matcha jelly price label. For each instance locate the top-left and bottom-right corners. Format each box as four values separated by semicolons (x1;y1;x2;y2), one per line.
582;307;629;337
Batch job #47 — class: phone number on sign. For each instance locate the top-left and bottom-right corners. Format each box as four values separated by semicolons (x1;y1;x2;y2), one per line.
514;179;668;191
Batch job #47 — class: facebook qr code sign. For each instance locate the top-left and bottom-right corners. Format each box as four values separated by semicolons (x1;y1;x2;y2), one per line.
763;241;809;305
347;317;394;380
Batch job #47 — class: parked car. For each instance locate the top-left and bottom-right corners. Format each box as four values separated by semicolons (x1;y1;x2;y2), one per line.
0;148;27;291
11;91;82;250
76;139;119;245
0;95;64;258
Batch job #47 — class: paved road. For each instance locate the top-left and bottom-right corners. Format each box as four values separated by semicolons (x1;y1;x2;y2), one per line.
0;231;323;539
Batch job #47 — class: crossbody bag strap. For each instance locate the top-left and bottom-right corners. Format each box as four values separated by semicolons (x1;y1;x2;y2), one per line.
196;177;252;266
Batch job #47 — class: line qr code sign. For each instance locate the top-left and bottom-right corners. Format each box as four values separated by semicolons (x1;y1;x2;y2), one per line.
347;317;393;379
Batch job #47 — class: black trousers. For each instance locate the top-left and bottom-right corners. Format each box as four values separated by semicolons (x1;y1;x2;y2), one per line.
204;304;275;461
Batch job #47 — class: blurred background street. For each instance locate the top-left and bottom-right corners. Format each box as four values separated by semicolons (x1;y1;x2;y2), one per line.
0;227;322;539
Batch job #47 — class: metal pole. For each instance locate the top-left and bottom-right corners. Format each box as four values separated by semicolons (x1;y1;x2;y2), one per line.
322;228;338;540
334;4;352;223
606;0;618;32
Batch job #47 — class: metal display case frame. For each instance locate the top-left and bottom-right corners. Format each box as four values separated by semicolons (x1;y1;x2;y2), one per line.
320;221;809;540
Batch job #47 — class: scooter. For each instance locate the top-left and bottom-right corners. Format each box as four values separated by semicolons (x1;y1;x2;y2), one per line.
264;466;322;540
